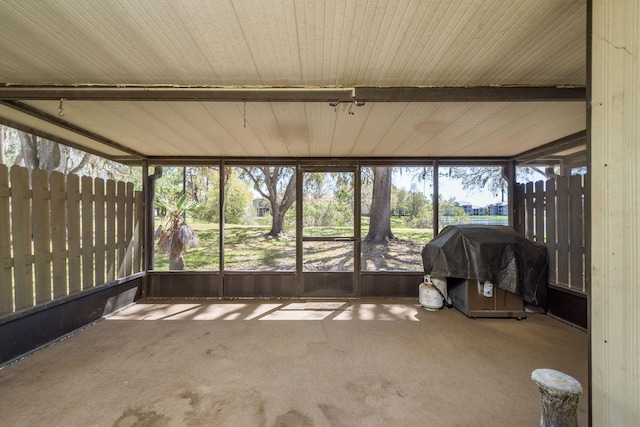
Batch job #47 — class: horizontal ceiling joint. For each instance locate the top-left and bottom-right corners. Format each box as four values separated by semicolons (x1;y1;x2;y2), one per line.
0;86;585;103
354;86;586;102
0;87;355;102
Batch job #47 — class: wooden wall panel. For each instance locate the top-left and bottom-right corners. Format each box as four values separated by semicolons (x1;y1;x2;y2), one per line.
360;273;423;298
146;273;221;298
223;274;296;298
591;1;640;422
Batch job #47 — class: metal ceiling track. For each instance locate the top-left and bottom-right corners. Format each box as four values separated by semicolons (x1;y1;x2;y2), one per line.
0;86;586;102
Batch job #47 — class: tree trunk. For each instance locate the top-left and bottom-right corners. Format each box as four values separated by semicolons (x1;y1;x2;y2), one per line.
169;256;186;270
38;142;61;172
239;166;296;237
18;132;39;170
169;230;186;270
267;169;296;236
270;208;286;236
365;166;395;242
17;131;61;172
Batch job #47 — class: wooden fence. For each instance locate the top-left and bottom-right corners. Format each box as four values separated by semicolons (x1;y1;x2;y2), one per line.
0;164;143;317
515;174;587;294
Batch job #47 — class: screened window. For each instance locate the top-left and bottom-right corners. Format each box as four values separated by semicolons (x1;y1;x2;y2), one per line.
361;166;434;271
224;166;296;271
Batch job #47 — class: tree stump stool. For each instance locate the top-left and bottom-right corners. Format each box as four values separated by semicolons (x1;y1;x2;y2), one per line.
531;368;583;427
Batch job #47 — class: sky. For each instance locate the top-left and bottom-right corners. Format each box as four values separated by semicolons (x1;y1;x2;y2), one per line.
394;168;505;207
437;176;504;206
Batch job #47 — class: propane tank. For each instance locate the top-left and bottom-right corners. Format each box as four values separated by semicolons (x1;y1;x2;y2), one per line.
419;275;444;311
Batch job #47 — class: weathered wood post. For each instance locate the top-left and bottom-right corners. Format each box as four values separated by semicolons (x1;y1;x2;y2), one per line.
531;368;582;427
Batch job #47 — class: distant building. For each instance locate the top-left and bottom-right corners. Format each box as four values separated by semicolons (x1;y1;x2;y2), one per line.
455;201;485;216
471;206;486;215
455;201;473;215
487;202;509;216
391;208;410;216
253;199;271;217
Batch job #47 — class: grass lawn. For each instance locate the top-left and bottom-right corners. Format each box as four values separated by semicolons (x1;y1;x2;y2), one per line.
155;218;433;271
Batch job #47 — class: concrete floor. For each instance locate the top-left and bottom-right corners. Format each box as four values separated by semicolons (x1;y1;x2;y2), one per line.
0;300;588;426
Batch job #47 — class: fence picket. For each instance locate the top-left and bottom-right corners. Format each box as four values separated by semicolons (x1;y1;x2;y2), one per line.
0;165;12;315
67;174;81;293
10;166;33;310
569;175;585;292
50;172;68;298
134;190;143;272
124;183;134;276
94;178;105;285
546;178;558;286
81;176;94;290
556;176;570;286
514;183;525;234
534;180;545;244
116;181;126;278
32;169;53;304
106;180;116;282
525;181;534;240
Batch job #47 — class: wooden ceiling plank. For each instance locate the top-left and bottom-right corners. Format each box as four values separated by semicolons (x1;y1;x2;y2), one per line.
471;104;585;156
0;100;146;158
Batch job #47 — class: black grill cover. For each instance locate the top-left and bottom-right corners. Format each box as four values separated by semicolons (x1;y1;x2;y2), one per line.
421;225;548;307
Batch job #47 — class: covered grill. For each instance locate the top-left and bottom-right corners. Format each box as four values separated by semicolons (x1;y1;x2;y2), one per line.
422;225;548;310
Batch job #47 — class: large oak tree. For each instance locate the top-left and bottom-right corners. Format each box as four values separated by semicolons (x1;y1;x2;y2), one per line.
364;166;395;242
240;167;296;236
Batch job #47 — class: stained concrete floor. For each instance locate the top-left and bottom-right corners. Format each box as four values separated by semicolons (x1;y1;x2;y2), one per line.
0;300;588;426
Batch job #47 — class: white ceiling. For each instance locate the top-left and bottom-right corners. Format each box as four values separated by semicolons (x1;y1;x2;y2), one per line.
0;0;587;161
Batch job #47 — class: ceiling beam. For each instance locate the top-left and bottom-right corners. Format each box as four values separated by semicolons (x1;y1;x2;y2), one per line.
354;86;586;102
0;86;355;102
0;85;585;102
